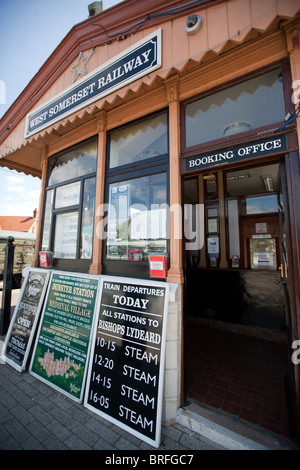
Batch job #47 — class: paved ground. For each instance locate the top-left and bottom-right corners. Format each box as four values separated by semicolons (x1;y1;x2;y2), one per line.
0;357;222;452
1;288;298;453
0;288;222;452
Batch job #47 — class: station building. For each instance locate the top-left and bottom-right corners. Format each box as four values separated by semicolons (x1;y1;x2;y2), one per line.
1;0;300;441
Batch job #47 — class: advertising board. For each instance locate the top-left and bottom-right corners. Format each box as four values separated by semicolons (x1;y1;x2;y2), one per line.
1;268;50;372
30;271;100;402
84;276;169;447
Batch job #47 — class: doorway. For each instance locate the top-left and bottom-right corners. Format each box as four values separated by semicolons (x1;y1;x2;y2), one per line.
183;160;292;437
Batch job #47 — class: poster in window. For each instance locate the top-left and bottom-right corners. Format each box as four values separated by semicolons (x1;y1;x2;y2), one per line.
253;252;275;268
149;208;167;239
81;226;93;259
255;222;267;234
130;209;148;240
207;217;219;234
54;212;78;258
55;181;80;209
108;185;129;242
207;236;219;254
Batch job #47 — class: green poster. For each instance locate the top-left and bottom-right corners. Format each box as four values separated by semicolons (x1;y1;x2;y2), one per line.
30;271;100;402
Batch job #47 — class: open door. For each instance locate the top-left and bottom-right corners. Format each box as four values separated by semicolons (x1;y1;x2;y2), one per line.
279;158;299;439
278;164;292;330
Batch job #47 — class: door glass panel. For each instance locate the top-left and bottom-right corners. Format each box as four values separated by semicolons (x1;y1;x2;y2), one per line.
183;178;197;203
249;238;277;270
205;174;217;200
228;199;240;261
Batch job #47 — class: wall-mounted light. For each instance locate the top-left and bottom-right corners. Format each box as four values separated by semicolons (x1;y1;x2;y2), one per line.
185;14;202;35
223;122;251;136
262;176;274;192
203;173;215;180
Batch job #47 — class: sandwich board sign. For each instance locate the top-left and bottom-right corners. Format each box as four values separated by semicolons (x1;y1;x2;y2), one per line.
29;271;100;403
84;276;169;448
1;268;50;372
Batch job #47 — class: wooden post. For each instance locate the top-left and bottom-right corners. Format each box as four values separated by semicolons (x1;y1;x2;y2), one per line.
32;145;48;268
89;111;107;275
166;76;184;285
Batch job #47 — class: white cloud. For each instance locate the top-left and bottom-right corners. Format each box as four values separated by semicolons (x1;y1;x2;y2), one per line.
5;174;22;185
0;170;41;216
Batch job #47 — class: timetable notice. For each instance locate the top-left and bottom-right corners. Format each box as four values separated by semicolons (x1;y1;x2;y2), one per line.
84;278;169;447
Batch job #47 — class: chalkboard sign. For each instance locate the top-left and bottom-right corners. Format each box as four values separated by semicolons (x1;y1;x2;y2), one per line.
1;268;50;372
84;276;169;448
30;271;100;403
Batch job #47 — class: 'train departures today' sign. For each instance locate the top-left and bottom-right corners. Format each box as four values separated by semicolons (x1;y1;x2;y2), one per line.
25;30;162;138
84;276;169;448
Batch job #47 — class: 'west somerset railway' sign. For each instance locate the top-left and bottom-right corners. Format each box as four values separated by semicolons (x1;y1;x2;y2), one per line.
25;30;161;138
84;276;169;448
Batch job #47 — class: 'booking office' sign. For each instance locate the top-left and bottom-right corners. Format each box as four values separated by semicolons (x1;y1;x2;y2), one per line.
185;135;287;172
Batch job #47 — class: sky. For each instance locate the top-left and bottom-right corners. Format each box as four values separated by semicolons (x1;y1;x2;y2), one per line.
0;0;121;216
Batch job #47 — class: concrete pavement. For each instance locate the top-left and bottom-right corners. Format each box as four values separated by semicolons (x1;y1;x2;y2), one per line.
0;288;299;452
0;288;222;452
0;358;223;451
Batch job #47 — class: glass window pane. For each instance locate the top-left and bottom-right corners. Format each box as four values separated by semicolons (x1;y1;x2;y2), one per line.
41;190;53;251
243;195;278;215
80;177;96;259
227;199;240;260
185;68;285;147
55;181;80;209
207;208;218;217
49;139;97;185
109;113;168;168
106;173;167;260
227;164;279;197
205;175;217;200
183;178;198;203
54;212;79;258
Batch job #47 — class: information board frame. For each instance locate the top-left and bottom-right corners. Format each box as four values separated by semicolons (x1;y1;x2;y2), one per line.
29;270;100;403
1;268;50;372
84;275;169;448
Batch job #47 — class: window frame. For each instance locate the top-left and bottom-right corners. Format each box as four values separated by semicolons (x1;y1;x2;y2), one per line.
103;110;170;279
40;136;97;273
180;60;292;156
